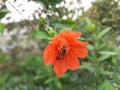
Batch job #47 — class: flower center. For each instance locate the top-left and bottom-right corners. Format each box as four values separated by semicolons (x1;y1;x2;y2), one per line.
56;45;69;60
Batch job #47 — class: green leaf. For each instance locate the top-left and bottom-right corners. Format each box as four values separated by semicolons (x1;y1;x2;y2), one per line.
84;17;93;25
96;27;111;40
33;30;51;40
60;24;76;32
0;23;5;34
98;51;118;56
0;8;10;19
88;24;95;31
44;78;54;85
99;55;110;62
47;26;57;37
59;19;77;32
79;63;91;69
60;20;77;25
0;74;9;86
102;71;113;75
39;17;46;23
79;63;95;72
113;73;120;84
98;51;118;62
96;66;113;75
0;9;10;13
98;80;115;90
87;44;94;50
54;77;62;90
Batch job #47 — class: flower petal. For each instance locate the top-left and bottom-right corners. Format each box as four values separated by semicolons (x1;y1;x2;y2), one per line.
43;44;57;65
77;41;89;46
59;30;81;40
70;44;88;58
53;60;68;76
71;41;89;46
65;53;80;70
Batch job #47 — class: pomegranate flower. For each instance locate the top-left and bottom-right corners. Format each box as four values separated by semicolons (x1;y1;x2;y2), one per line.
43;30;88;76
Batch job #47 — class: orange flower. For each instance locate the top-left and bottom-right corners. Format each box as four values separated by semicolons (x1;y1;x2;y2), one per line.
43;30;88;76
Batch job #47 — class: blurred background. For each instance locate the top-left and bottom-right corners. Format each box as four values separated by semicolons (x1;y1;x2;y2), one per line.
0;0;120;90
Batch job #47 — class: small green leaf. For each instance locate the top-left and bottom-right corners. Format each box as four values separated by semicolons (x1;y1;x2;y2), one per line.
113;73;120;84
58;19;77;32
60;24;76;32
98;80;115;90
47;26;57;37
85;17;93;25
98;51;118;56
79;63;95;72
96;27;111;40
102;71;113;75
99;55;110;62
98;51;117;62
39;17;46;23
54;77;62;90
33;30;51;40
79;63;91;69
88;24;95;31
44;78;54;85
60;20;77;25
0;8;10;19
0;23;5;34
87;44;94;50
0;9;10;13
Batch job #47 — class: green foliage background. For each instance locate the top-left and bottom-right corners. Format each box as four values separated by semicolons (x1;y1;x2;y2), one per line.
0;0;120;90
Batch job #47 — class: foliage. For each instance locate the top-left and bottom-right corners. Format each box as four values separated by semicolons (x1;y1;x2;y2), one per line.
0;1;9;34
0;3;9;20
34;0;62;8
83;0;120;32
0;0;120;90
0;23;5;34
